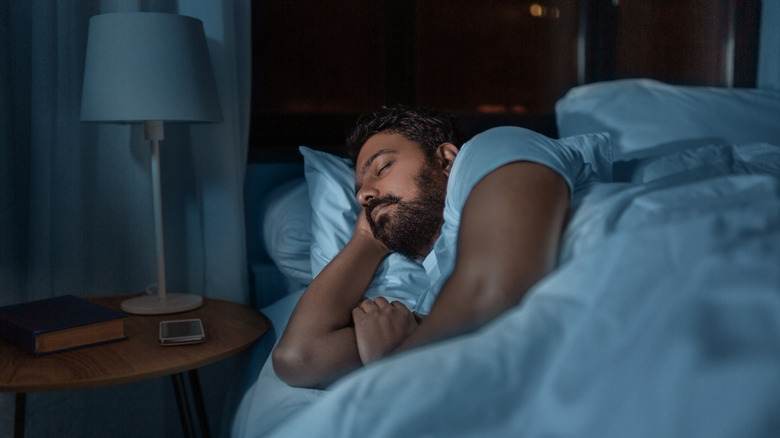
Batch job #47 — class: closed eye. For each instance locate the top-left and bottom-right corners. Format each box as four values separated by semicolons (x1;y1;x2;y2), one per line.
378;161;393;175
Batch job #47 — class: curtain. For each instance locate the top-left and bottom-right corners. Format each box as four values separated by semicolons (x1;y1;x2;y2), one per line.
1;1;250;305
759;0;780;90
0;0;251;436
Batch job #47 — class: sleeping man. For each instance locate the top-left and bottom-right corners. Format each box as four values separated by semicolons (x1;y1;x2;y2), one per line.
273;105;611;389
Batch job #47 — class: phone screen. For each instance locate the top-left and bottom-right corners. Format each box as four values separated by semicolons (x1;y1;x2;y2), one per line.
159;319;205;345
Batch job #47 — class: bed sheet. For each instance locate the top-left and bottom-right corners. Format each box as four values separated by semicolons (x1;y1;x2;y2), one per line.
231;288;327;438
260;142;780;438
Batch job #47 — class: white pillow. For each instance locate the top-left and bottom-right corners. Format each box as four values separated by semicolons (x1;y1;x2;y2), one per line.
261;178;313;284
555;79;780;161
299;146;430;310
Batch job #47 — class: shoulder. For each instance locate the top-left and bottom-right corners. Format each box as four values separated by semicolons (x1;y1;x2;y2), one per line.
449;126;613;206
447;127;555;208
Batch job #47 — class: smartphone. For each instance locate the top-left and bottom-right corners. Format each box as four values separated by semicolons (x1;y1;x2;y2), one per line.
159;318;205;345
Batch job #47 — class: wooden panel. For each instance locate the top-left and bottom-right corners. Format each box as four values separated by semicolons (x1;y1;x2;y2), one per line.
415;0;580;114
252;0;387;114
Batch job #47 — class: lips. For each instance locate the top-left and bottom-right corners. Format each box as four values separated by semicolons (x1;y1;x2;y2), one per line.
371;203;391;223
368;199;398;224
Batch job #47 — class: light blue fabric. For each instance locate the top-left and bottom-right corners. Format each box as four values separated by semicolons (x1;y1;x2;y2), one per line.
299;146;430;310
261;178;313;284
636;142;780;183
265;142;780;438
556;79;780;161
560;142;780;264
415;127;613;314
232;289;326;438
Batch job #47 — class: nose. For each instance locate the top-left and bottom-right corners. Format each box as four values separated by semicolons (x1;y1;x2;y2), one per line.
356;184;378;207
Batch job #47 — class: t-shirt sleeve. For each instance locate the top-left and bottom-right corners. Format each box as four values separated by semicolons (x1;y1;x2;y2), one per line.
446;126;613;215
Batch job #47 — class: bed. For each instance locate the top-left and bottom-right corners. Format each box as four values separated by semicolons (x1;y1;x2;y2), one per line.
231;79;780;437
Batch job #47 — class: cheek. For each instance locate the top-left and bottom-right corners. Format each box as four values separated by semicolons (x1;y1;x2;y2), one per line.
360;177;406;200
384;179;414;198
387;164;425;198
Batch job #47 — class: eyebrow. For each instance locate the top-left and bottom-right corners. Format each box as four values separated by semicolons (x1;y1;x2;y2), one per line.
354;148;396;194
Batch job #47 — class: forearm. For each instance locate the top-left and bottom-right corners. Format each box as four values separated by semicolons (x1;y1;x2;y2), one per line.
274;326;361;388
290;235;386;330
274;232;387;388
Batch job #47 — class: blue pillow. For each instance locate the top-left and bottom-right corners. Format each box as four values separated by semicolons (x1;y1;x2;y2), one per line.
299;146;430;310
261;177;313;285
556;79;780;161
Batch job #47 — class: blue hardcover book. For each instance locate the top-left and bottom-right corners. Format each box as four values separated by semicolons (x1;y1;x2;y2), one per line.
0;294;128;355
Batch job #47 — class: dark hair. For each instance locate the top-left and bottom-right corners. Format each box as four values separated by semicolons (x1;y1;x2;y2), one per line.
345;105;464;163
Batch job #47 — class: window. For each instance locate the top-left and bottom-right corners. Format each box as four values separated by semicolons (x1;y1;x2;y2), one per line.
250;0;760;159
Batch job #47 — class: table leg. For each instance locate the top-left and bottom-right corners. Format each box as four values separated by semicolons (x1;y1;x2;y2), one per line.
14;392;25;438
171;373;195;437
170;371;211;438
188;369;211;438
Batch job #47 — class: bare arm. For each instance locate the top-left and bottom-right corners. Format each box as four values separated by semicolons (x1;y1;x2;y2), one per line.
273;214;388;388
357;161;569;362
399;161;569;351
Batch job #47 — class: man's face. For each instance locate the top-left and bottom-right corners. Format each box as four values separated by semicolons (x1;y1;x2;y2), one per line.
355;132;448;259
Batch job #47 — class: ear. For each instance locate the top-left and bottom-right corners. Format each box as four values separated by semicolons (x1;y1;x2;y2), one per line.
435;143;458;176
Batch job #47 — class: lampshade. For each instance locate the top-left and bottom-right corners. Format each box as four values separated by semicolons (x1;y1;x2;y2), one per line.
80;12;222;122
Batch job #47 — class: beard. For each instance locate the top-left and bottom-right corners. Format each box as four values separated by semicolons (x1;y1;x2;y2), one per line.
364;157;448;260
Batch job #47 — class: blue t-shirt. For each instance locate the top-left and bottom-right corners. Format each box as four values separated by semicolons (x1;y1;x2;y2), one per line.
414;126;613;313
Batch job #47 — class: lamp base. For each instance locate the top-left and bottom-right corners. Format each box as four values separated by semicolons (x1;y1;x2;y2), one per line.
121;293;203;315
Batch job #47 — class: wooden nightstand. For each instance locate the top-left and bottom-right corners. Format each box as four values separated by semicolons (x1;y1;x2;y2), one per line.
0;295;270;438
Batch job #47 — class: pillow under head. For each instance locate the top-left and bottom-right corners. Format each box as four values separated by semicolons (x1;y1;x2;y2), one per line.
299;146;430;311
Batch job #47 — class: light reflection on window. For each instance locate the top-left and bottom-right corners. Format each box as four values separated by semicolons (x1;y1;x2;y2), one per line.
529;4;560;19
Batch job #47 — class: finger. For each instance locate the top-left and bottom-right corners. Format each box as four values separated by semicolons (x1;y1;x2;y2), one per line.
390;300;409;310
373;296;391;308
354;299;370;313
357;299;381;316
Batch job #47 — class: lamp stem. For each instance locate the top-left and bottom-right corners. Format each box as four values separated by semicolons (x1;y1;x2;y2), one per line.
146;120;167;300
119;120;202;314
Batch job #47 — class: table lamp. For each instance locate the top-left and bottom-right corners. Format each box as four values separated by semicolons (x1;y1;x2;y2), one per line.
80;12;222;314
